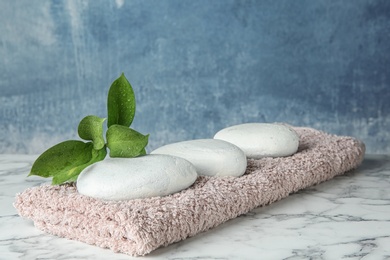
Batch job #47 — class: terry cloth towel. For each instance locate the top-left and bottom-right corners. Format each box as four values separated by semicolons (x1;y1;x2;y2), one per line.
14;127;365;256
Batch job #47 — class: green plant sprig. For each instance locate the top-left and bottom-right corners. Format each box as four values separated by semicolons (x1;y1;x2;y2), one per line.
29;73;149;185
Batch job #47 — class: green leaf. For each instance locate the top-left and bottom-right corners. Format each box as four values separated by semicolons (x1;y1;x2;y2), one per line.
106;124;149;158
107;73;136;128
78;115;106;150
52;146;107;185
139;148;147;156
29;140;107;184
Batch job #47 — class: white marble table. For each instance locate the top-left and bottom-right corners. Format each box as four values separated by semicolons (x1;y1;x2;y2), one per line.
1;154;389;259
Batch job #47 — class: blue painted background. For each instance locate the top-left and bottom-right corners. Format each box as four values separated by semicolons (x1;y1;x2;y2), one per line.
0;0;389;154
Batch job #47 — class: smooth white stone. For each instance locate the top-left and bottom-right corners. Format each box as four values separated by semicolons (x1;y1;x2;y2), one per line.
214;123;299;159
76;155;197;201
151;139;247;177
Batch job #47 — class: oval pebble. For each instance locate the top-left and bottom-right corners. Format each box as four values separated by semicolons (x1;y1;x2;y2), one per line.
77;155;197;201
151;139;247;177
214;123;299;159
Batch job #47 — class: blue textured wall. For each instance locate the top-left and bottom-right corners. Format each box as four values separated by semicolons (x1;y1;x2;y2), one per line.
1;0;389;154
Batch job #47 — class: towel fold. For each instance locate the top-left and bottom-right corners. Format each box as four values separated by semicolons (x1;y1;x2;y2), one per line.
14;127;365;256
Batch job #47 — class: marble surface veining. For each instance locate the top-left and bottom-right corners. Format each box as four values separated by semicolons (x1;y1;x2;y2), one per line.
0;154;389;259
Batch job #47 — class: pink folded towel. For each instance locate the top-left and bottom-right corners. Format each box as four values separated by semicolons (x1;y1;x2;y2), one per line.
14;127;365;256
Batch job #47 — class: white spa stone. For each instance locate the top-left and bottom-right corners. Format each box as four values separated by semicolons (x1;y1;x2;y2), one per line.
150;139;247;177
214;123;299;159
76;154;197;201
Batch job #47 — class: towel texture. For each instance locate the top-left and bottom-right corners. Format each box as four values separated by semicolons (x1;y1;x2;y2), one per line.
14;127;365;256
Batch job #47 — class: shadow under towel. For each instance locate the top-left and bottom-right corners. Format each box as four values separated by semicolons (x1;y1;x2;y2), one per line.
14;127;365;256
